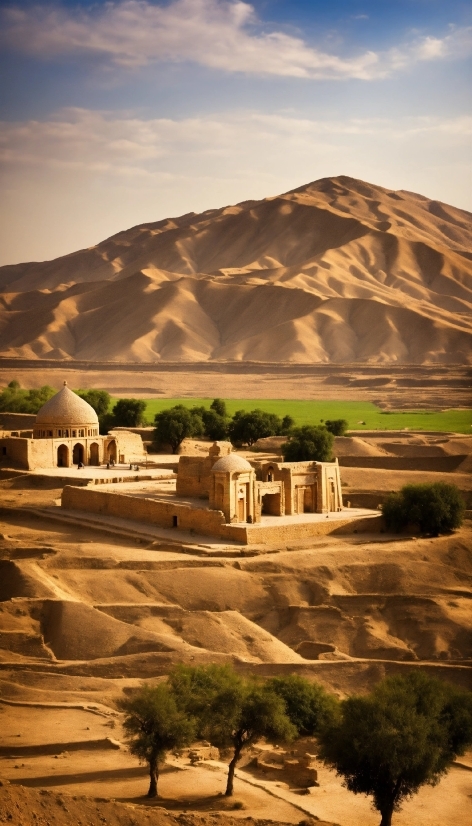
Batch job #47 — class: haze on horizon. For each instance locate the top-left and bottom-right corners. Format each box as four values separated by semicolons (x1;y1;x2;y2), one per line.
0;0;471;266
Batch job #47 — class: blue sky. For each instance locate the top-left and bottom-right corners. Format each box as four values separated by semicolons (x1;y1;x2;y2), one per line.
0;0;471;264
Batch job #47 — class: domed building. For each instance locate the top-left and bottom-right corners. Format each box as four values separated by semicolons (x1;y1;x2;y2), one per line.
0;382;144;470
176;440;342;525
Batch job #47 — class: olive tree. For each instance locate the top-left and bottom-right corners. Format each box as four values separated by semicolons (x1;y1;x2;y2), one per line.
318;672;472;826
118;683;195;797
169;664;296;796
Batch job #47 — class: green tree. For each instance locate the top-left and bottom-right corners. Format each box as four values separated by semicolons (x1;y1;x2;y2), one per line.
325;419;349;436
118;683;195;798
112;398;147;427
76;389;111;418
280;414;295;435
210;398;227;417
318;672;472;826
382;483;465;536
202;409;229;440
153;405;202;453
281;425;334;462
0;382;55;414
267;674;339;736
228;409;283;447
169;664;296;796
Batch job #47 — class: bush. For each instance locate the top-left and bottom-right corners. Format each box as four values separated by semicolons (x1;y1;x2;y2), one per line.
281;425;334;462
382;482;465;536
325;418;349;436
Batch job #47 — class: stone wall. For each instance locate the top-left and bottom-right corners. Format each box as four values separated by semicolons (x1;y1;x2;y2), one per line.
226;514;385;544
176;456;211;497
0;437;55;470
0;413;36;430
62;485;227;535
109;430;145;462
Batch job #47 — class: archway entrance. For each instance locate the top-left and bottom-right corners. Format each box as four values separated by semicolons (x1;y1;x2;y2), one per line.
107;440;117;463
89;442;100;466
261;491;281;515
72;443;84;465
57;444;69;467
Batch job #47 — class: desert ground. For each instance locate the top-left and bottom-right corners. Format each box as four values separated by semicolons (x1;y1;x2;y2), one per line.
0;419;471;826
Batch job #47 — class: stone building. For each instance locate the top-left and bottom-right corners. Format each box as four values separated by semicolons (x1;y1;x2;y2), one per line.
178;441;343;523
0;382;143;470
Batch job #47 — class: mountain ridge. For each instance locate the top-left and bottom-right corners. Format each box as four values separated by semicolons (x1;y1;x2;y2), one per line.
1;175;471;363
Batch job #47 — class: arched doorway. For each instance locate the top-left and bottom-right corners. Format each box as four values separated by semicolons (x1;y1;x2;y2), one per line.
89;442;100;466
107;439;117;462
72;443;84;465
57;444;69;467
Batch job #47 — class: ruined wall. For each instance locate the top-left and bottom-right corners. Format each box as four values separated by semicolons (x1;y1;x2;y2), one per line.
62;486;227;535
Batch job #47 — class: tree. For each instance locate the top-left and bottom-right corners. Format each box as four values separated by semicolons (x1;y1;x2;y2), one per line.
228;409;283;447
153;405;202;453
0;382;55;414
325;419;349;436
317;672;472;826
210;398;227;417
382;483;465;536
118;683;195;798
202;409;229;440
169;664;296;796
281;425;334;462
76;389;111;418
266;674;339;736
281;414;295;435
112;398;147;427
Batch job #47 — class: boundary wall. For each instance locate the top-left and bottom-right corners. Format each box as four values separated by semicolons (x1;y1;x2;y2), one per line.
62;485;384;544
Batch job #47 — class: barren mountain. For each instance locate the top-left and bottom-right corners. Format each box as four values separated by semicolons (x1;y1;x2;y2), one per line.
1;175;471;363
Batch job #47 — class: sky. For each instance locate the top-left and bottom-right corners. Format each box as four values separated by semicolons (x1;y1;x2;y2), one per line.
0;0;471;265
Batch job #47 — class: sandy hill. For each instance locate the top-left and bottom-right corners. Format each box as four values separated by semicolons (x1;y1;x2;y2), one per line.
0;176;471;363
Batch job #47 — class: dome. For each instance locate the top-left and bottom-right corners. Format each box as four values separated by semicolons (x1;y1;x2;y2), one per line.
212;453;253;473
35;382;98;427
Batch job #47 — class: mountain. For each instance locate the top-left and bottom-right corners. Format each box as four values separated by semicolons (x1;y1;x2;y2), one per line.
1;175;471;363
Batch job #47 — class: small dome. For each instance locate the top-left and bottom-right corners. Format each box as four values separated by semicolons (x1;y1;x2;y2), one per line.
35;382;98;426
212;453;253;473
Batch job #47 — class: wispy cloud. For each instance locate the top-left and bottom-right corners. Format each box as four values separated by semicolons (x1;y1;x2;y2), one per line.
2;108;470;179
1;0;470;80
1;106;470;264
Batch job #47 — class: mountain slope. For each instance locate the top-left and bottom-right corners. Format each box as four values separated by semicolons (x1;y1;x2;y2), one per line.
0;175;471;363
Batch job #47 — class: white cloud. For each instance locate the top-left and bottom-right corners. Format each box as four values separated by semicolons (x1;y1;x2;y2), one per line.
1;1;470;80
1;108;471;182
1;107;471;265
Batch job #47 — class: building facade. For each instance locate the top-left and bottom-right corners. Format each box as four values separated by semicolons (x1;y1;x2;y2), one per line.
0;382;143;470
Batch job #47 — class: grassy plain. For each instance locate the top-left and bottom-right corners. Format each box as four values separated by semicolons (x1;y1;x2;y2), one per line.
110;397;472;433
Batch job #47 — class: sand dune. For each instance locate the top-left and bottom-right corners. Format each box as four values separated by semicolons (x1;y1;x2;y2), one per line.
0;176;471;363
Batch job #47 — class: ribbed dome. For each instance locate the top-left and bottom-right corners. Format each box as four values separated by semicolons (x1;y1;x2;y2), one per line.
212;454;253;473
35;382;98;426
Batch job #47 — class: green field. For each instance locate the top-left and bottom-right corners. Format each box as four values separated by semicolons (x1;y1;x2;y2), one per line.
110;397;472;434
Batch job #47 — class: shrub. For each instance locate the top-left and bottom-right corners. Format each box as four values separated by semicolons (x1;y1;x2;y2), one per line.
382;483;465;536
325;419;349;436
